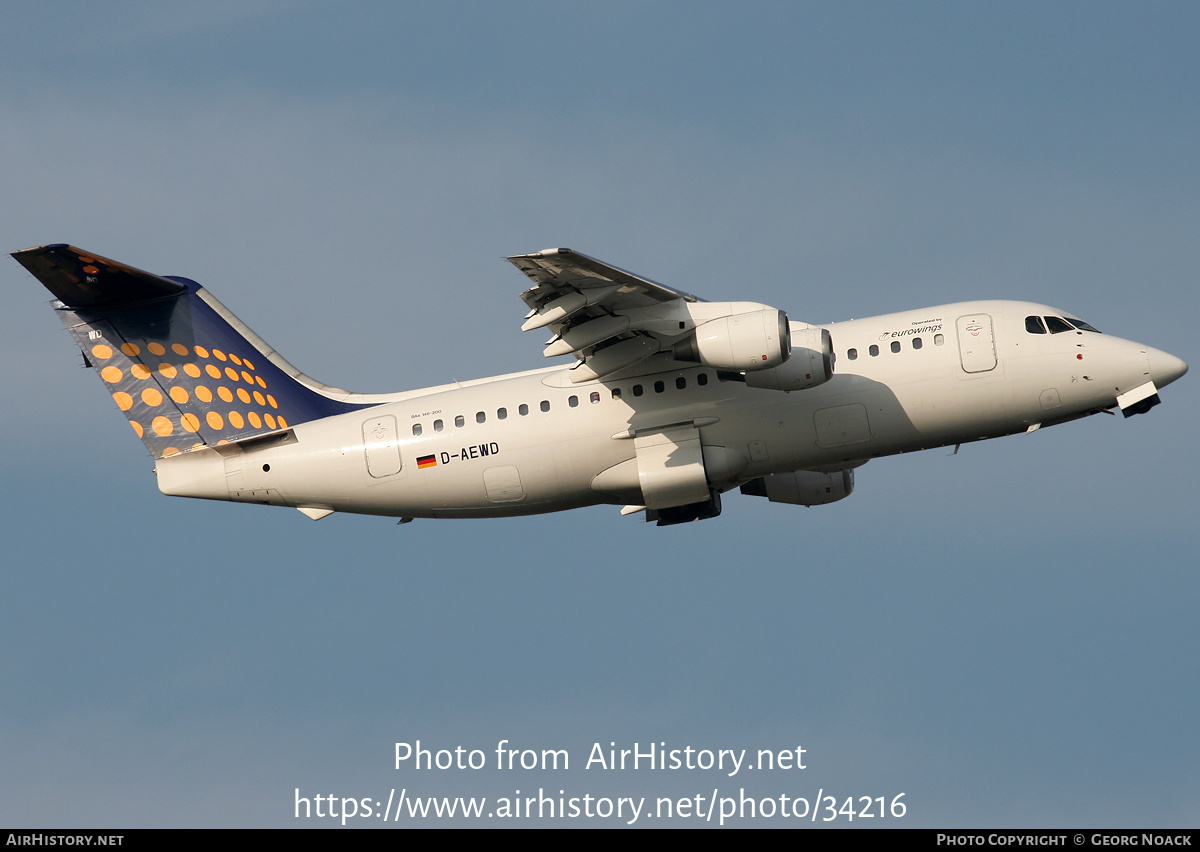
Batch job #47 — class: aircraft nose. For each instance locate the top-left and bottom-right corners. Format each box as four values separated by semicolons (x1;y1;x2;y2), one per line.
1146;346;1188;388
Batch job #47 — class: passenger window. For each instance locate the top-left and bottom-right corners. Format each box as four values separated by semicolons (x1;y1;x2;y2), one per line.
676;377;686;389
633;384;643;397
476;411;486;423
540;400;550;412
611;387;622;400
519;404;529;416
412;423;422;436
654;381;665;393
934;333;945;345
869;344;879;357
847;348;858;360
454;415;465;428
697;373;708;386
434;419;443;432
890;341;901;353
1026;316;1047;334
590;391;600;403
569;395;579;407
912;337;922;349
1046;316;1074;334
497;407;507;420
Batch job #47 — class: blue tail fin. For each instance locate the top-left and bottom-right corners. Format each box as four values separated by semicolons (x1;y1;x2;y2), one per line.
14;244;369;459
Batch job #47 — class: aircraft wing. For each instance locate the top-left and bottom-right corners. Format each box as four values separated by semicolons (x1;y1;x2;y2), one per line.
509;247;695;315
507;248;702;382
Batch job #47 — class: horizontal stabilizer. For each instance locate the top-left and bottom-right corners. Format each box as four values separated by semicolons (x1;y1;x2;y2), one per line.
12;244;186;308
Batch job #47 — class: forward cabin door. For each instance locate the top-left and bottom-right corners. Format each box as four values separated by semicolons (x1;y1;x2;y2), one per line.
956;314;997;373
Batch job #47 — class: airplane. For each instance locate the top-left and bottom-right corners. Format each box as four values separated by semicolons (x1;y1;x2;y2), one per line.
12;243;1188;526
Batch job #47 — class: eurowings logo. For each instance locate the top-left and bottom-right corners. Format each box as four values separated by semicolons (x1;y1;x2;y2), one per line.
878;323;943;341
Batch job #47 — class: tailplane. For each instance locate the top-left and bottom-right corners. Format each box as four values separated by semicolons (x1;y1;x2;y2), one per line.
14;244;369;459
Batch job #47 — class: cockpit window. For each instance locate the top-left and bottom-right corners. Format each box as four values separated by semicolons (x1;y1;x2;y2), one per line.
1066;318;1101;333
1025;316;1047;334
1045;316;1074;334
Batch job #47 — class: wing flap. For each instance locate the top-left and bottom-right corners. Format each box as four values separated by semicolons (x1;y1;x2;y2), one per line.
506;248;698;377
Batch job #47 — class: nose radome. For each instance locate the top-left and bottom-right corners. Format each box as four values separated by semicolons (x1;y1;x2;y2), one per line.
1146;347;1188;388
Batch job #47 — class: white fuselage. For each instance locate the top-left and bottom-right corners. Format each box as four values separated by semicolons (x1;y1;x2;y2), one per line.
155;299;1180;520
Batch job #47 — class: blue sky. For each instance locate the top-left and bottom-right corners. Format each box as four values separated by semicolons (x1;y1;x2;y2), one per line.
2;2;1197;827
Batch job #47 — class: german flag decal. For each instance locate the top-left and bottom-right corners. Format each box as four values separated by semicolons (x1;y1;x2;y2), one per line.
416;454;437;469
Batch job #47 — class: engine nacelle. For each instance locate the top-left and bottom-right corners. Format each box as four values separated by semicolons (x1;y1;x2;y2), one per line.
673;307;790;372
744;327;833;391
740;468;854;506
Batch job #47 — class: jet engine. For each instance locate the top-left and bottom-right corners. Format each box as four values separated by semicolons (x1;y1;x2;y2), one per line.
743;326;833;391
672;307;790;372
740;468;854;506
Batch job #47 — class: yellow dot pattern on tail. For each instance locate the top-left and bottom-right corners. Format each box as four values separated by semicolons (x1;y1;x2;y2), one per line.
87;335;287;459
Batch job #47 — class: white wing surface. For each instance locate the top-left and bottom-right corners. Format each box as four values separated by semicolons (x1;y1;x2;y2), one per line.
507;248;791;384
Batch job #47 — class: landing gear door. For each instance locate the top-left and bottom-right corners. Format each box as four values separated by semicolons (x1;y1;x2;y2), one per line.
957;314;997;373
634;424;710;510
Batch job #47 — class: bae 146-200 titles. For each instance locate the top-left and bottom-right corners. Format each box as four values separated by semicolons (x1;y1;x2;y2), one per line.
13;244;1187;526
